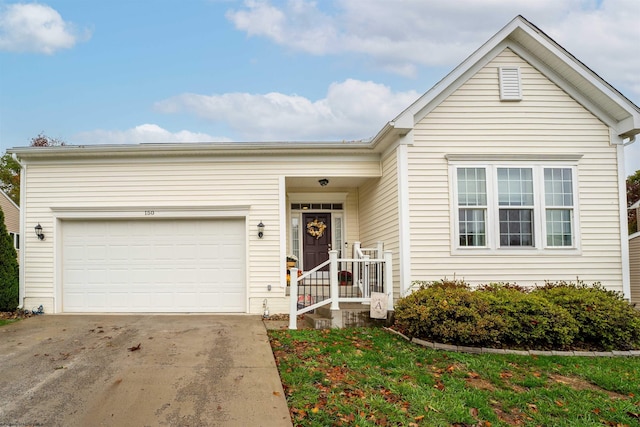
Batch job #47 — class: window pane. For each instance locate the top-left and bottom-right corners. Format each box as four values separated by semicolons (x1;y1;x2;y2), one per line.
291;217;300;261
459;208;486;246
545;168;573;207
499;208;533;246
335;216;343;257
457;168;486;206
546;209;572;246
498;168;533;206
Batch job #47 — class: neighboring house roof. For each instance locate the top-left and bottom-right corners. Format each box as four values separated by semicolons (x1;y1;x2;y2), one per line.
0;189;19;211
630;200;640;210
373;15;640;148
8;15;640;161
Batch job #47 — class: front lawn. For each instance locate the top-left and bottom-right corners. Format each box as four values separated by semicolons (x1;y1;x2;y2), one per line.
269;328;640;427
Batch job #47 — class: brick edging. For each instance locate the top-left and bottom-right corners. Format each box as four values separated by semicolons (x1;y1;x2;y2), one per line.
383;327;640;357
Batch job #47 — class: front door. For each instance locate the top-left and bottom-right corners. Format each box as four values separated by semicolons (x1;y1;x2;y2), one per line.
302;213;331;270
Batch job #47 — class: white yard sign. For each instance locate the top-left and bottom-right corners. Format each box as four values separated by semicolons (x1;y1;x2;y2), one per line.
370;292;388;319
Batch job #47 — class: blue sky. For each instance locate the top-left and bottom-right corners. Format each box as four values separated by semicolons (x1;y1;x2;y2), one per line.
0;0;638;174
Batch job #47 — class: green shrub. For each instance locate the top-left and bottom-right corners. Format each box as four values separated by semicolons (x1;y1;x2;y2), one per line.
0;207;19;312
533;281;640;350
478;286;578;350
394;280;506;347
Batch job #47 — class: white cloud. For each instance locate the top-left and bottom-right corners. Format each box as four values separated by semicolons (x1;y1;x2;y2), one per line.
0;3;89;54
73;124;229;145
154;79;419;141
226;0;640;100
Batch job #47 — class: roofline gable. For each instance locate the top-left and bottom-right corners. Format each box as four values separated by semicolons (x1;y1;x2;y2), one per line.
0;189;19;211
389;15;640;139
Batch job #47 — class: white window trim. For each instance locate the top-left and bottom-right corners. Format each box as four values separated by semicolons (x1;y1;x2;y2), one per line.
9;232;19;250
450;162;580;255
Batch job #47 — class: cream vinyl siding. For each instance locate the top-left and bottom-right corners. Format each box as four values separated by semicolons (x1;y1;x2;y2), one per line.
407;48;623;291
359;149;401;297
630;235;640;305
21;156;380;313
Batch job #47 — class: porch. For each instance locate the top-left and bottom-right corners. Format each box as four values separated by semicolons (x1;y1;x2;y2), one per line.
288;242;393;329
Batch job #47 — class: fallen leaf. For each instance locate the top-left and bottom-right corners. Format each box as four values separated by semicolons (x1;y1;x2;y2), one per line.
414;415;425;421
627;411;640;419
272;391;280;396
311;406;319;414
128;343;141;351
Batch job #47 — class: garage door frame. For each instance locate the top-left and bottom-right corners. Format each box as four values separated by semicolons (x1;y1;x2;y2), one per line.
52;206;250;313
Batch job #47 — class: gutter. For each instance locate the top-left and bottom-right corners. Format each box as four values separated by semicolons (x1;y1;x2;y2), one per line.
12;153;25;310
624;135;636;146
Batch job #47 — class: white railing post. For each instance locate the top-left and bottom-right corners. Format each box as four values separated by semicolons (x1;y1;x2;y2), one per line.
288;268;298;329
384;250;394;310
353;241;361;286
329;250;339;311
363;254;370;298
353;241;361;256
376;241;384;287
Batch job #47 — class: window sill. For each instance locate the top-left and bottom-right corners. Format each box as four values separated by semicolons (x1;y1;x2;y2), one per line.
451;247;581;256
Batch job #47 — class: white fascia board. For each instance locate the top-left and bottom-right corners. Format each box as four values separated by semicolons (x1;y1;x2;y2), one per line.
392;17;527;128
7;141;377;161
511;19;640;136
392;15;640;137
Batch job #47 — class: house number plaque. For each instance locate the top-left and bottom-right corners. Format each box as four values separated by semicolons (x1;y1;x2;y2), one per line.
145;210;155;216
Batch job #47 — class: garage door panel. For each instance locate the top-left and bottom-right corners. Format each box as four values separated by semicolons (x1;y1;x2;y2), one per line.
62;219;246;313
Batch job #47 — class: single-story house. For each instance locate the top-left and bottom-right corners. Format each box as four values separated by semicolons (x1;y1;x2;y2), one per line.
9;16;640;315
0;189;20;261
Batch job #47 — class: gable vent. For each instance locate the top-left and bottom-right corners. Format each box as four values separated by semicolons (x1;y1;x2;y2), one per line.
499;67;522;101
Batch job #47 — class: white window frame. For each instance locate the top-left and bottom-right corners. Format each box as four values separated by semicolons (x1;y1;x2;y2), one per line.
9;232;19;250
450;162;580;254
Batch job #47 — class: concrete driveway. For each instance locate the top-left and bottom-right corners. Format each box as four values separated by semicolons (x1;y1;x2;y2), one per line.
0;315;292;427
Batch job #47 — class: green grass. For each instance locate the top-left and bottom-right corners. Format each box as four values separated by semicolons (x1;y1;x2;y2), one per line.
0;318;18;327
269;328;640;427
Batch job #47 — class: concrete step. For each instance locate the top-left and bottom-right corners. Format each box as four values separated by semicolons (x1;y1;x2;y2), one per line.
313;303;392;328
304;312;332;329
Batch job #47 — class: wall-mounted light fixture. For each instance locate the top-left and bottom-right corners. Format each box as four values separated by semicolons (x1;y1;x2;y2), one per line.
34;223;45;241
318;178;329;187
257;221;265;239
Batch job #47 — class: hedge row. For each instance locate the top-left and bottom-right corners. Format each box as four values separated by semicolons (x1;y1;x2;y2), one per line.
394;280;640;351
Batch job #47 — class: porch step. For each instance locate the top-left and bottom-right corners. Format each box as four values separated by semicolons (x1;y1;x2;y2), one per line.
304;313;332;329
302;303;392;329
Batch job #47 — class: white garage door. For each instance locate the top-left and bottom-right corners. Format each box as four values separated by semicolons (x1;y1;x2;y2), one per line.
62;219;246;313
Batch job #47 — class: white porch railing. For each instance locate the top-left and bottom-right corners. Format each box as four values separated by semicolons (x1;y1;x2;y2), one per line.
288;243;393;329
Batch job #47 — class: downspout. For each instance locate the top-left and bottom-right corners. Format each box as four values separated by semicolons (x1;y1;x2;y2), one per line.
612;133;634;300
12;154;26;309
